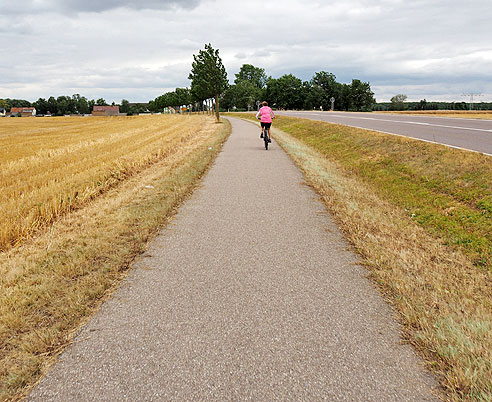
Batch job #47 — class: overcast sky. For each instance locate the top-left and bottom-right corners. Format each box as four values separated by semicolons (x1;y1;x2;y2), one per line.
1;0;491;103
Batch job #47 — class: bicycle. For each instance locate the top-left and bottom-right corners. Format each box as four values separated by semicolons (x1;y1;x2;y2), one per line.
262;125;270;150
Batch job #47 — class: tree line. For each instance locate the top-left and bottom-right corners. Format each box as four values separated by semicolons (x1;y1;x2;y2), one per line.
0;96;151;116
0;44;378;117
150;45;376;116
222;67;375;112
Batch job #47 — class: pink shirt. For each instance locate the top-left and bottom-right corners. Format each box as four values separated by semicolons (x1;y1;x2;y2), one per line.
256;106;275;123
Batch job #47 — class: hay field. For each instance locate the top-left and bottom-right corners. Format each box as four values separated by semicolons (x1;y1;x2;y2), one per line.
0;115;208;251
0;115;230;400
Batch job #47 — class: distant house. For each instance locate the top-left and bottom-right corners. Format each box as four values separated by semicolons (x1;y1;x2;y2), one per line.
0;108;6;117
10;107;36;117
92;106;120;116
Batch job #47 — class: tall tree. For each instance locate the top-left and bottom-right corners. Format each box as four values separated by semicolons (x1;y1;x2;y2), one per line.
310;71;341;109
234;64;267;89
188;43;228;122
33;98;48;115
47;96;57;115
350;79;375;111
266;74;303;110
120;99;130;113
339;83;352;111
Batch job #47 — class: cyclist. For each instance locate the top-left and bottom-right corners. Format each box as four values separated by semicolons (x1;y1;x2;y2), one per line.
255;101;275;143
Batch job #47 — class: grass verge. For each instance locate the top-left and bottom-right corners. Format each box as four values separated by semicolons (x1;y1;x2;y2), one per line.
0;118;230;401
228;113;491;401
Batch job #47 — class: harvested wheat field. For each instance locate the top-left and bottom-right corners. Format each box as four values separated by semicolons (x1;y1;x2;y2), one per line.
0;114;230;400
1;115;208;251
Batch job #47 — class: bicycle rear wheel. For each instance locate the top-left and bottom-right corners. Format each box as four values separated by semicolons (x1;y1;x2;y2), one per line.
264;130;269;150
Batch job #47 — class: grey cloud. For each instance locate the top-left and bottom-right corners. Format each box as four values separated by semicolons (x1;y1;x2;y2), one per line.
0;0;201;15
58;0;201;13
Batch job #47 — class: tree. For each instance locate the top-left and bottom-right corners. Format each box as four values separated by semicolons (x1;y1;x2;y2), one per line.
78;97;90;114
350;79;375;111
150;88;192;113
339;83;352;111
222;81;261;110
72;94;90;114
188;43;228;122
6;98;31;108
47;96;57;115
220;64;267;111
120;99;130;113
390;94;407;111
96;98;107;106
174;87;191;108
0;99;9;110
310;71;341;110
418;99;427;111
234;64;267;89
266;74;304;110
33;98;49;115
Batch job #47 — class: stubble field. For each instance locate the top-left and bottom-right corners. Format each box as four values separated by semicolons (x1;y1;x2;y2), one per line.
1;115;210;251
0;114;230;400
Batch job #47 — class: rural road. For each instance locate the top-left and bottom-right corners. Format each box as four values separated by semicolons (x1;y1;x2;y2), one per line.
29;117;438;401
278;110;492;155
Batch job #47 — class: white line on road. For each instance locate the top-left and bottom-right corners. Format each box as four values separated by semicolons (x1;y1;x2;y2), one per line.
302;113;492;133
310;120;492;157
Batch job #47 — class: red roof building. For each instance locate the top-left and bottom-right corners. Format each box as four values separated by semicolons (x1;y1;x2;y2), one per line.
92;106;120;116
10;107;36;117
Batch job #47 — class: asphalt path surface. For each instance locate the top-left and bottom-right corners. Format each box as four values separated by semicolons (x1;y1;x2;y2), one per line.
29;117;438;401
278;111;492;155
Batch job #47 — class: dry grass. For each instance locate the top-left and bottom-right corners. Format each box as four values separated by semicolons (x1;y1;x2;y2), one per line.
0;115;210;251
0;116;230;401
228;113;491;401
375;110;492;119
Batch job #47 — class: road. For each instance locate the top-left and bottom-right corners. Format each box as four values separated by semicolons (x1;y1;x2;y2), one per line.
29;117;438;401
278;111;492;155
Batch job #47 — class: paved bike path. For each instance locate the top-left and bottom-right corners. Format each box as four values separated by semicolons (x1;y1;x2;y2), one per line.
29;117;438;401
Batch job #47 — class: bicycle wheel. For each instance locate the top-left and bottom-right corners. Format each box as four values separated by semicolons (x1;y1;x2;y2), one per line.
264;131;269;150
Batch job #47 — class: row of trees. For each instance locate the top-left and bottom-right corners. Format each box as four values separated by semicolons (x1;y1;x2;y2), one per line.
222;68;375;112
148;88;191;113
151;44;375;120
1;95;110;115
0;96;152;116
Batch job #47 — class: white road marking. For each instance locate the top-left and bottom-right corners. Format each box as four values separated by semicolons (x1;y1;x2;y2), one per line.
329;122;492;157
301;112;492;133
280;112;492;156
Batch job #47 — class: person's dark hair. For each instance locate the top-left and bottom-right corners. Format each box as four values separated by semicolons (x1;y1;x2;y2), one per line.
262;101;268;106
